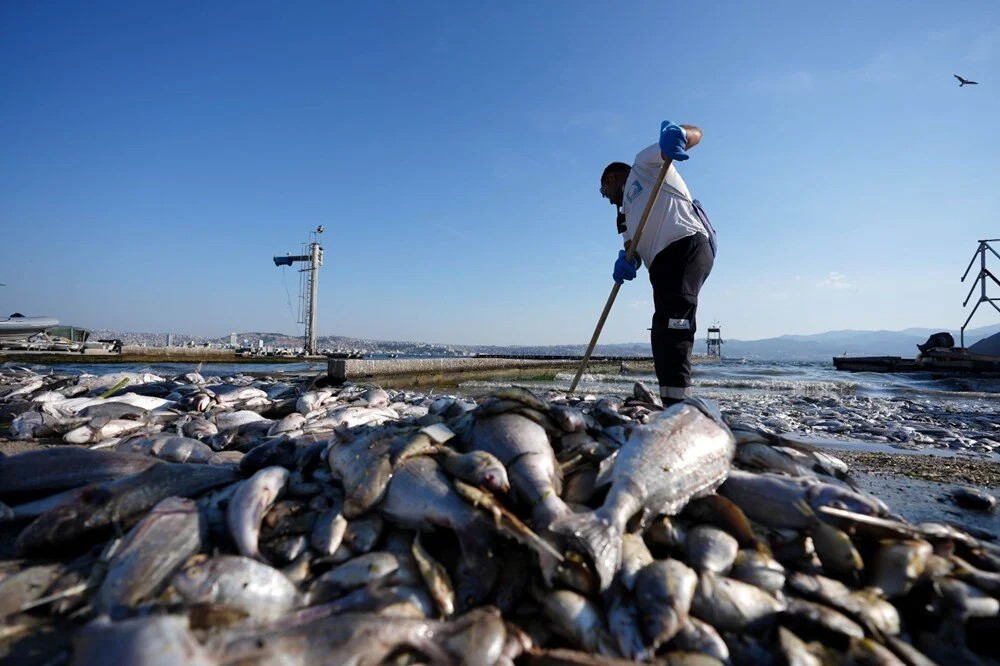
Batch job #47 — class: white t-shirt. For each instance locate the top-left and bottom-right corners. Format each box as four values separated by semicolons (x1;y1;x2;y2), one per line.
620;143;707;266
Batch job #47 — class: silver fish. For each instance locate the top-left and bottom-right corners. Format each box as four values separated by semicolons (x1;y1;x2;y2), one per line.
551;399;735;590
412;533;456;618
213;607;507;666
16;462;238;556
0;448;156;498
606;586;649;661
380;456;497;610
312;552;402;599
674;616;730;662
539;588;618;656
634;558;698;649
435;448;511;494
309;508;348;557
0;563;64;619
64;418;150;444
777;626;822;666
226;466;289;561
870;539;932;599
690;571;786;633
619;532;654;591
685;525;739;575
468;411;570;530
729;549;786;595
96;496;204;616
173;555;300;620
327;428;411;518
718;470;881;530
72;615;214;666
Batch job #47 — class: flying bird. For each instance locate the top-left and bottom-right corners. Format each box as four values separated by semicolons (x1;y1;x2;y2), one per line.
954;74;978;87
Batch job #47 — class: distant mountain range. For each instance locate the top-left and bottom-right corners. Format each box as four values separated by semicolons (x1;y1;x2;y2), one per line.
89;323;1000;361
721;324;1000;361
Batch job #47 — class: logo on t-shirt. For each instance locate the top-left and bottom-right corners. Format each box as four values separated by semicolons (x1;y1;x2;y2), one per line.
626;181;643;204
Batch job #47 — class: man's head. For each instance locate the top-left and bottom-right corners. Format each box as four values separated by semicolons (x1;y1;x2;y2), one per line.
600;162;631;207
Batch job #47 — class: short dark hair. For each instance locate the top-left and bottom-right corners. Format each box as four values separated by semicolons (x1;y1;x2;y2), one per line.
601;162;631;182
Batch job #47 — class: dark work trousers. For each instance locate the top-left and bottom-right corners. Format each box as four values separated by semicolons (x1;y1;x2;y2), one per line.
647;232;715;401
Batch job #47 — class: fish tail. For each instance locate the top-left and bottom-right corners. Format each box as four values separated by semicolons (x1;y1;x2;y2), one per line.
549;510;622;592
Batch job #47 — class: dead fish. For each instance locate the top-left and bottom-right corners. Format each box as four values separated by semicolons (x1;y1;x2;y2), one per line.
606;585;649;661
343;515;384;554
646;516;688;552
15;463;237;556
172;554;300;620
0;563;64;619
870;539;932;599
214;606;506;666
435;448;511;494
412;533;456;618
690;571;786;633
736;442;812;476
619;533;654;591
845;637;907;666
268;412;306;437
787;572;900;636
951;487;997;512
72;615;214;666
79;402;149;420
634;558;698;649
310;508;348;557
797;500;864;583
685;525;739;575
550;404;588;433
935;577;1000;619
551;399;735;590
380;457;497;610
673;616;730;662
539;588;618;656
468;410;572;530
96;496;204;616
312;552;402;600
0;448;157;499
729;550;786;595
777;626;823;666
719;471;881;530
155;436;215;464
296;389;332;415
327;428;409;518
782;598;865;644
227;466;289;561
64;417;150;444
261;534;309;565
681;494;759;550
214;409;266;431
563;467;601;505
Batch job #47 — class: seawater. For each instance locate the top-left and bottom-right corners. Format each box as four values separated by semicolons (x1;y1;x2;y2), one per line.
462;359;1000;408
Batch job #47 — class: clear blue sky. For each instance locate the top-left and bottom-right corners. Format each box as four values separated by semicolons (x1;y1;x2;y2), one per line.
2;1;998;344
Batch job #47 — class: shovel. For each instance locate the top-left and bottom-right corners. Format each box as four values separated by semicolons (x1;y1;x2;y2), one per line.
568;158;673;393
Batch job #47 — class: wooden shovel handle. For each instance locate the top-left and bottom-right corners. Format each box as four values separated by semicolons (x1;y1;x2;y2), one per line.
569;159;672;393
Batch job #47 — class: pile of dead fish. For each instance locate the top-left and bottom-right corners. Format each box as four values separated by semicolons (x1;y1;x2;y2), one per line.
1;364;999;665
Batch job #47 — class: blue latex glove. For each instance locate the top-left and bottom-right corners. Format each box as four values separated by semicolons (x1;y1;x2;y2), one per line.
613;250;640;284
659;120;689;161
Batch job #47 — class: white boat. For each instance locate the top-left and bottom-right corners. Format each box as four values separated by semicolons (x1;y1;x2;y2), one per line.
0;314;59;342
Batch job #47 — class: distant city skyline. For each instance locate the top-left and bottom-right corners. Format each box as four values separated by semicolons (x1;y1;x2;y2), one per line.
2;2;998;344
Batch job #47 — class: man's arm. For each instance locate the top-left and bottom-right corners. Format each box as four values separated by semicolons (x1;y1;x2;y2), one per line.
680;124;702;150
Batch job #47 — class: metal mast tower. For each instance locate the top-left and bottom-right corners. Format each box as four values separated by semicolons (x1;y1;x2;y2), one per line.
273;226;324;355
706;322;723;358
959;238;1000;349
